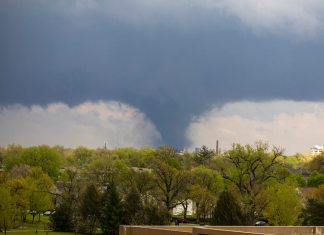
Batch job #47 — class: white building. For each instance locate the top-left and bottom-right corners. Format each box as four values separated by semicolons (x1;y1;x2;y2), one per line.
310;145;324;156
172;200;196;216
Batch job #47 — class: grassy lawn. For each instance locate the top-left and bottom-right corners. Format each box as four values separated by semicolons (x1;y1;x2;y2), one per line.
5;214;105;235
25;214;50;223
13;214;50;231
4;214;77;235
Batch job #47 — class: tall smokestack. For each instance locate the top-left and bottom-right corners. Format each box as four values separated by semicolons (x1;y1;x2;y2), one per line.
216;140;219;155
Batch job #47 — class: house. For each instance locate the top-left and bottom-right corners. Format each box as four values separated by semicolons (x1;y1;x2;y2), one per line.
172;200;196;216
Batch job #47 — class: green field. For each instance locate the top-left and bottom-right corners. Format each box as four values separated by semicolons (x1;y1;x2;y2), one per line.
3;214;77;235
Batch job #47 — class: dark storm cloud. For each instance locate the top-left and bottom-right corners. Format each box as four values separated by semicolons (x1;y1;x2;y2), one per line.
2;0;324;147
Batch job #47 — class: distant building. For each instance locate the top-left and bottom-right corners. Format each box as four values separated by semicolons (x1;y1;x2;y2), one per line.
131;167;152;173
310;145;324;156
172;200;196;216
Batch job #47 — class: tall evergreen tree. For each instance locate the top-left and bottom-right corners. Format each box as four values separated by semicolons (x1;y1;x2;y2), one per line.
50;202;74;232
123;186;143;225
194;146;214;165
79;184;101;234
142;205;170;225
212;190;246;225
303;198;324;225
100;181;122;235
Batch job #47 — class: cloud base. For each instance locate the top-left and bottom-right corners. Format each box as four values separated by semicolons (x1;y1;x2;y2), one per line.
186;100;324;155
0;101;161;148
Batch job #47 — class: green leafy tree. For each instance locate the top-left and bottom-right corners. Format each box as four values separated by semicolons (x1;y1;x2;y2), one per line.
212;190;246;225
0;171;7;185
192;166;223;194
137;147;156;167
0;185;17;235
85;157;130;188
3;144;23;171
307;171;324;187
155;145;177;160
112;147;156;168
94;147;111;159
5;144;23;158
0;147;5;167
132;170;154;200
263;183;302;225
178;150;194;170
219;142;285;224
308;154;324;174
79;184;101;235
10;164;30;178
55;166;84;231
6;177;29;223
112;147;140;164
177;183;192;220
73;146;94;165
56;167;81;204
151;159;190;213
294;173;307;187
191;185;216;224
26;167;54;223
20;146;61;179
100;181;123;235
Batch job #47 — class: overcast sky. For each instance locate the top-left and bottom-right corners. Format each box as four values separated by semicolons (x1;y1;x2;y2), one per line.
2;0;324;154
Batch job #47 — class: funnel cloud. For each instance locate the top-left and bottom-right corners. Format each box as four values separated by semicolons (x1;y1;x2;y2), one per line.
1;1;324;152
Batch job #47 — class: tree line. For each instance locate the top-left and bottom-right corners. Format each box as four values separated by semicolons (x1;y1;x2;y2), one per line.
0;142;324;235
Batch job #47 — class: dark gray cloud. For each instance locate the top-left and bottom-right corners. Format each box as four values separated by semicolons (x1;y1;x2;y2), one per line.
1;0;324;148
